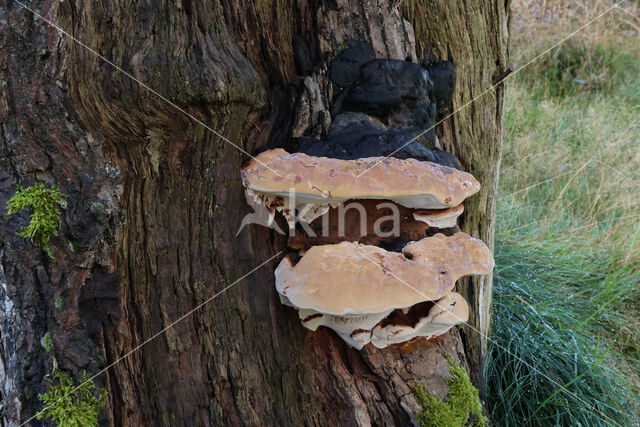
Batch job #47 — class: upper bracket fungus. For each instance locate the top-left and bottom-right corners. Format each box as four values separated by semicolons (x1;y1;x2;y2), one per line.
241;148;479;227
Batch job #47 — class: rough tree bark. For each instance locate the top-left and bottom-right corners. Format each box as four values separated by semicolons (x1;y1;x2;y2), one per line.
0;1;509;425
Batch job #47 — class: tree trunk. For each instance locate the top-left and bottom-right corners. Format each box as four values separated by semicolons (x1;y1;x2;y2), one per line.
0;1;508;425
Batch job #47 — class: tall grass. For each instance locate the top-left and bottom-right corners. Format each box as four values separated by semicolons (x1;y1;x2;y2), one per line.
488;242;640;425
486;0;640;425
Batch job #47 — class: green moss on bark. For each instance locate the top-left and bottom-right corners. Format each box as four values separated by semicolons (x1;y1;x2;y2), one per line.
7;183;66;257
412;362;487;427
36;371;107;427
40;332;54;353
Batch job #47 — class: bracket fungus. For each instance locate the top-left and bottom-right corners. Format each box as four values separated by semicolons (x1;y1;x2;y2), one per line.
238;42;495;350
274;233;493;349
240;148;493;349
241;148;480;226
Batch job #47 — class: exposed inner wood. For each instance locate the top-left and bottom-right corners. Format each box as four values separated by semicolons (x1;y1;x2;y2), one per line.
287;199;432;250
380;301;436;329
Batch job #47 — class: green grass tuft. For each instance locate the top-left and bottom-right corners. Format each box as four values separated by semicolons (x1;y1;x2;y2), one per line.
413;361;487;427
36;371;107;427
488;2;640;424
486;241;640;426
7;183;66;257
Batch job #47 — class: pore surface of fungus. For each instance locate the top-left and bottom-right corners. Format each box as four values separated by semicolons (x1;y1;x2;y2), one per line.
413;204;464;229
370;292;469;348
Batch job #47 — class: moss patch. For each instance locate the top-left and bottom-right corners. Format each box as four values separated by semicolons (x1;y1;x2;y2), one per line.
40;332;54;353
36;371;107;427
7;183;66;257
89;201;105;215
412;362;487;427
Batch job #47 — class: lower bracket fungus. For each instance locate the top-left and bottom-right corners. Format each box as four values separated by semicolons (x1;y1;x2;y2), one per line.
274;233;493;349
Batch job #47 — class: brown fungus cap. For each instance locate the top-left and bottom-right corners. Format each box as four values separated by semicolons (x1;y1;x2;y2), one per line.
242;149;481;209
402;232;494;274
275;232;494;316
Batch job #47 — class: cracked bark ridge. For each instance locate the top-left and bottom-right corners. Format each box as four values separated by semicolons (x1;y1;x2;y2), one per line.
0;0;507;425
0;2;122;422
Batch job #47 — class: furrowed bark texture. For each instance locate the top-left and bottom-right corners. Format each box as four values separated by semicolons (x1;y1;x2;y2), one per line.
0;1;508;425
402;0;510;388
